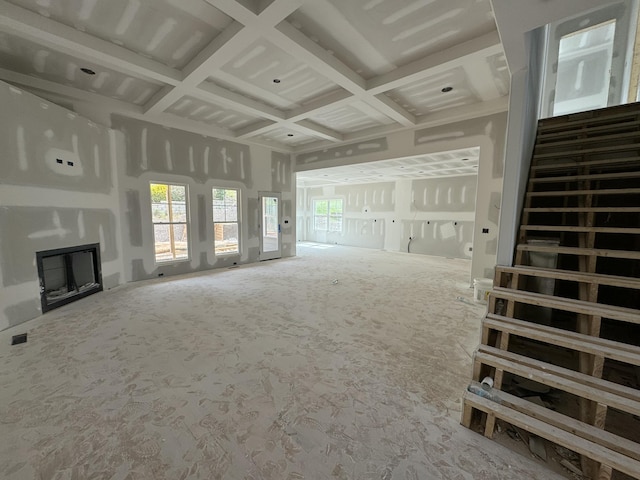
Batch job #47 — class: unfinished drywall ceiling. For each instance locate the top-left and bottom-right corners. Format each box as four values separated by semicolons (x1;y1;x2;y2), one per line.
0;0;509;152
4;0;233;69
297;148;480;187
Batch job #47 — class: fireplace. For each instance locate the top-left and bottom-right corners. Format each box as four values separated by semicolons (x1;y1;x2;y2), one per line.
36;243;103;313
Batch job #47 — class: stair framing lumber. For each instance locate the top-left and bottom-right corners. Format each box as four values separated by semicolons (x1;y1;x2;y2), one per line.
531;156;640;172
516;244;640;261
491;287;640;323
527;187;640;197
475;346;640;415
466;382;640;462
523;206;640;213
521;225;640;234
538;107;640;133
536;120;640;141
495;265;640;290
534;130;640;149
483;314;640;366
533;143;640;159
530;170;640;182
463;391;640;479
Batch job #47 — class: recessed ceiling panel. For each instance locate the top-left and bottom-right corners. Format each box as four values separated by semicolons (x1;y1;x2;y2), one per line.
296;147;480;186
258;127;317;146
386;67;480;115
288;0;496;78
0;32;161;104
166;96;258;129
6;0;233;68
211;38;343;109
308;101;395;133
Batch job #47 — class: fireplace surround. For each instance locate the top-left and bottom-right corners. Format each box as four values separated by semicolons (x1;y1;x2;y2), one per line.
36;243;103;313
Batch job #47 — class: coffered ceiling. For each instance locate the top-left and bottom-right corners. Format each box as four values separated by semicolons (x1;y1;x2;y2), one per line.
0;0;509;153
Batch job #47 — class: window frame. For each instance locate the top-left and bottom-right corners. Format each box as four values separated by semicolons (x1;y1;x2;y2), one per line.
212;187;241;256
150;182;190;264
313;198;343;233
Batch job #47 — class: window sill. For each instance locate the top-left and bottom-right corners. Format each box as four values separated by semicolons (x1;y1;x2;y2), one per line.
155;258;191;265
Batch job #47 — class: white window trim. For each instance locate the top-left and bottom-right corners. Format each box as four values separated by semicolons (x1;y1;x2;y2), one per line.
150;181;191;264
313;198;344;233
212;187;241;256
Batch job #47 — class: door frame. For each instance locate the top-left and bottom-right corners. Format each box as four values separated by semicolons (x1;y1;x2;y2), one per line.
259;191;282;261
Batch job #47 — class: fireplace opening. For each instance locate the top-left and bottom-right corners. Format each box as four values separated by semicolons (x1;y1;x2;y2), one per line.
36;243;103;313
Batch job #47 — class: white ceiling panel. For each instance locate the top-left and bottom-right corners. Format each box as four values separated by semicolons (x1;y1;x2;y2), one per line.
288;0;497;78
297;147;480;186
6;0;233;68
308;101;395;133
166;96;258;129
0;31;161;104
386;67;480;115
258;126;317;146
211;38;343;109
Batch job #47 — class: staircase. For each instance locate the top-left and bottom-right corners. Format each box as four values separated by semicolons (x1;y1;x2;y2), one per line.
462;103;640;480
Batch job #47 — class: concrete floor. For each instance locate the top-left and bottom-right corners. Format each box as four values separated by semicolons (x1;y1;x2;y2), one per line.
0;244;563;480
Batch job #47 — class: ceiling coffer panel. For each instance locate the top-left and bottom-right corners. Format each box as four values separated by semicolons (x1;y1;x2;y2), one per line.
0;32;161;104
259;127;317;146
211;38;343;110
166;96;258;129
308;101;394;134
288;0;497;79
386;66;480;115
6;0;233;68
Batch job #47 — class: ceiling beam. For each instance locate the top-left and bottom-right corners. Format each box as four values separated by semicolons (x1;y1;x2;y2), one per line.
0;1;182;86
269;21;416;127
367;31;503;94
145;0;304;116
291;120;344;142
235;119;278;138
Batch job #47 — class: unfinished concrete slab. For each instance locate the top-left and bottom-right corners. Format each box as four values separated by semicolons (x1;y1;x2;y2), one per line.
0;245;562;479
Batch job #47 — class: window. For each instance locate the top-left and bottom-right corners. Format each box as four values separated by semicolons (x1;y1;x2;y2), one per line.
313;199;343;232
553;20;616;116
213;188;240;255
150;183;189;262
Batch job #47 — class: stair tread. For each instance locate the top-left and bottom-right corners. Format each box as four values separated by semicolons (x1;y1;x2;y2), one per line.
533;143;640;159
531;155;640;171
530;170;640;183
536;119;640;141
521;225;640;233
523;206;640;212
496;265;640;289
491;286;640;322
477;345;640;410
463;389;640;477
535;130;640;149
484;313;640;362
527;188;640;197
516;243;640;260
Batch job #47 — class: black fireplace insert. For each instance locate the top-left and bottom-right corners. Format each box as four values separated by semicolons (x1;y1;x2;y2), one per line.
36;243;103;313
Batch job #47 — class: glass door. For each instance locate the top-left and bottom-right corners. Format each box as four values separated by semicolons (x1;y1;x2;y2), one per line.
259;192;281;260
